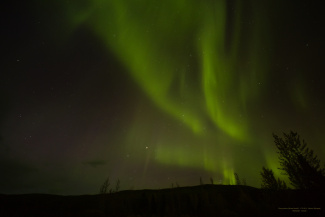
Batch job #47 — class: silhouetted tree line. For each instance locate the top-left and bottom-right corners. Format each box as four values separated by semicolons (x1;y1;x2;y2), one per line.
261;131;325;190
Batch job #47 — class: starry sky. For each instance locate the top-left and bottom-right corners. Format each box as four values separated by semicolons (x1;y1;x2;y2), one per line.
1;0;324;195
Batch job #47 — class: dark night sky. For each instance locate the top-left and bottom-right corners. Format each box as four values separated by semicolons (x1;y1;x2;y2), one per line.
1;0;325;195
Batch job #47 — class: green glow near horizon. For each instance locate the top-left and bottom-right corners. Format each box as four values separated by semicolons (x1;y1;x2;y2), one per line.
62;0;272;184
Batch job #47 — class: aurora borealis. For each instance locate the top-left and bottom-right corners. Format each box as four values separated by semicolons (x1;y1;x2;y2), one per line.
1;0;325;194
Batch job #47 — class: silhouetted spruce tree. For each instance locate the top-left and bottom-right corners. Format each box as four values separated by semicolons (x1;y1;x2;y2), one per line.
234;173;241;185
100;177;110;194
260;167;287;190
199;177;203;185
115;178;120;192
234;172;246;185
273;131;325;189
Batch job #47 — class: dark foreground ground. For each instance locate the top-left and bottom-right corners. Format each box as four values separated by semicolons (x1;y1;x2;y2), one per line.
0;185;324;217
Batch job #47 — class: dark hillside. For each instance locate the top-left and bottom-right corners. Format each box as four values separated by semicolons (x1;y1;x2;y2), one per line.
0;185;323;217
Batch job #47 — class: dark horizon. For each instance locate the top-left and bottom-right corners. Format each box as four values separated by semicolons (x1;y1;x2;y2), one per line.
1;185;324;217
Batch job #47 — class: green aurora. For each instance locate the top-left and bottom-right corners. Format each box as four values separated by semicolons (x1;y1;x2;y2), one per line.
63;0;275;185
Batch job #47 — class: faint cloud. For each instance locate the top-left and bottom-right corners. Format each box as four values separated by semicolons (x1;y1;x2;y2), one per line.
83;160;107;168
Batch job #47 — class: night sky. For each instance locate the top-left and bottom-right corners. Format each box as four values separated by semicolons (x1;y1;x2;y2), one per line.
1;0;324;195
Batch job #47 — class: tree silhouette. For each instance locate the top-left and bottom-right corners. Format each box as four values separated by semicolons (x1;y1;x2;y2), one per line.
260;167;287;190
100;177;110;194
234;173;246;185
115;178;120;192
199;177;203;185
234;173;241;185
273;131;325;189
